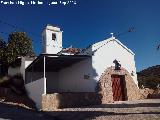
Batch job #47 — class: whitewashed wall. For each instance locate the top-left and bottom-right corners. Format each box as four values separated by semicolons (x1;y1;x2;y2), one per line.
81;38;138;86
8;67;21;76
58;37;138;92
25;78;44;109
59;58;96;92
8;57;34;80
93;39;137;85
25;72;59;93
21;57;34;80
42;25;62;54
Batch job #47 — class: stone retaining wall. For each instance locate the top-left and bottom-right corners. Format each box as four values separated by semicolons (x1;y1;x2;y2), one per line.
140;88;160;99
42;92;101;110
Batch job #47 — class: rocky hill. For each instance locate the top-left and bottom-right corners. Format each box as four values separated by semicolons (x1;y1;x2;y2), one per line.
137;65;160;89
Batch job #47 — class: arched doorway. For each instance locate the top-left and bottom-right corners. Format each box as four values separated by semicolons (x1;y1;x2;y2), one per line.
97;66;141;103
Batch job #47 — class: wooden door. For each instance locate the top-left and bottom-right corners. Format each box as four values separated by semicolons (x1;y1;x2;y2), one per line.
111;75;125;101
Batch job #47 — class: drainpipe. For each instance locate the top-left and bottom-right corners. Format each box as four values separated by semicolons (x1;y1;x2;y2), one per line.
43;56;46;94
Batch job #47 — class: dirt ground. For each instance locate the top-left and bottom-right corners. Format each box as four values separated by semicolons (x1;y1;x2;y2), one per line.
0;102;55;120
48;99;160;120
0;99;159;120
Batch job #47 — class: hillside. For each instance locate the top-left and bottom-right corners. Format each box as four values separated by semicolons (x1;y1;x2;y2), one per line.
137;65;160;89
0;75;36;110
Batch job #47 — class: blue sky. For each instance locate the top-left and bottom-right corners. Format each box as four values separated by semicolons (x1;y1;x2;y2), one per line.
0;0;160;71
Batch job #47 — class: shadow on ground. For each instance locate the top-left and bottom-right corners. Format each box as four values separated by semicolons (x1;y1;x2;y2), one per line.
0;102;54;120
0;100;160;120
87;102;160;108
46;111;160;120
58;101;160;109
46;101;160;120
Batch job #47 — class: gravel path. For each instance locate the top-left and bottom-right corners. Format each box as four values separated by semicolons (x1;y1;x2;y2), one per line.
48;99;160;120
0;99;159;120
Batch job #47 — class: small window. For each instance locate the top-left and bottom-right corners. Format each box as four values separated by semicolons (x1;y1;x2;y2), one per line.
52;33;56;40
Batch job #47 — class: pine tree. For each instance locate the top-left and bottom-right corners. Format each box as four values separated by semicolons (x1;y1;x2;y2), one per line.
6;32;35;64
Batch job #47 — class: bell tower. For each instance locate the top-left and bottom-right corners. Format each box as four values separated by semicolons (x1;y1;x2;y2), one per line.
42;24;62;54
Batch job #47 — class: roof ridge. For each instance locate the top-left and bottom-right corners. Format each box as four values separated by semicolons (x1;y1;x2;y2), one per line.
79;37;135;55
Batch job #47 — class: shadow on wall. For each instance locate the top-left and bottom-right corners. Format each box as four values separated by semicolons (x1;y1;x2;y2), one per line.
57;45;100;93
78;45;113;103
81;46;102;95
81;45;99;86
53;55;103;108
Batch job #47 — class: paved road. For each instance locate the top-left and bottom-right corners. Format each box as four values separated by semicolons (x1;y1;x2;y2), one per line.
0;99;159;120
